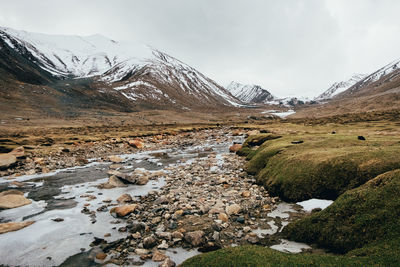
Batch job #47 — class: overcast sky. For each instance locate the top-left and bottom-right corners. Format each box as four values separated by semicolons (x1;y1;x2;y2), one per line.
1;0;400;97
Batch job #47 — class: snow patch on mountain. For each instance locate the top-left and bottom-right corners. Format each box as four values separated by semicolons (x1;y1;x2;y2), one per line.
0;26;242;108
226;81;274;103
315;74;367;101
0;26;152;78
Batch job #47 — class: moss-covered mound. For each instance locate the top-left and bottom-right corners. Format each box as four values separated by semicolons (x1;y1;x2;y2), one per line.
181;245;371;267
283;169;400;254
236;134;281;159
243;134;400;201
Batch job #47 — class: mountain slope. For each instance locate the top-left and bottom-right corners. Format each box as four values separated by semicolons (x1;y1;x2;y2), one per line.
315;74;366;101
0;27;242;116
226;81;274;103
294;59;400;118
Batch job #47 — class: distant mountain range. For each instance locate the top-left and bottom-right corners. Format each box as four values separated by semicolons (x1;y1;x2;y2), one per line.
0;26;399;119
0;26;242;117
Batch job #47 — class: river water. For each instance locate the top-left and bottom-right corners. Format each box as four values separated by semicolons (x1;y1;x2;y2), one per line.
0;132;332;266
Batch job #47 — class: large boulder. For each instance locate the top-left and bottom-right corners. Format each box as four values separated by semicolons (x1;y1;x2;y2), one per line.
0;190;32;209
110;204;138;217
0;146;24;169
0;221;35;234
9;146;25;157
0;154;17;169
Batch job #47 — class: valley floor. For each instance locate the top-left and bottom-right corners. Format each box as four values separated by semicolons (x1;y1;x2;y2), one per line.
1;114;400;266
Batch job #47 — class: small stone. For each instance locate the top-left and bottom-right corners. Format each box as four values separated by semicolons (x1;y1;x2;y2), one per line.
155;196;169;205
218;213;229;222
128;139;144;149
108;155;123;163
157;240;169;250
226;204;241;216
184;231;205;247
243;226;251;232
236;217;245;224
116;193;132;203
262;204;271;210
132;232;141;239
107;176;127;188
143;235;157;249
95;252;107;261
104;233;111;237
111;204;138;217
245;233;259;244
135;175;149;185
171;231;183;239
229;144;242;153
52;218;64;222
152;250;168;262
159;257;176;267
241;191;251;197
135;248;149;255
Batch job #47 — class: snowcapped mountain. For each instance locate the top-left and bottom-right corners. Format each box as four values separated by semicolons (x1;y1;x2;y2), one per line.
0;26;242;111
343;59;400;96
226;81;274;104
315;74;367;101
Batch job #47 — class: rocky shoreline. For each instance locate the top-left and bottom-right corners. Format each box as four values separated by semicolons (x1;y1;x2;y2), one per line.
0;128;309;266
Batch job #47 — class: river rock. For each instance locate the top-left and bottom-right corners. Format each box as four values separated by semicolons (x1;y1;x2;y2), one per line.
128;139;144;149
0;154;17;169
9;146;25;157
229;144;242;153
155;196;169;205
0;190;32;209
171;231;184;239
159;257;176;267
108;176;127;188
184;230;205;247
0;221;35;234
152;250;168;262
95;252;107;260
226;204;241;216
241;191;251;197
111;204;138;217
136;175;149;185
117;194;132;203
143;235;158;249
108;155;123;163
218;213;229;222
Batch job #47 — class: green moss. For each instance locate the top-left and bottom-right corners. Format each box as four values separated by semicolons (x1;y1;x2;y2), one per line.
181;245;369;267
283;169;400;253
243;134;400;201
237;134;281;160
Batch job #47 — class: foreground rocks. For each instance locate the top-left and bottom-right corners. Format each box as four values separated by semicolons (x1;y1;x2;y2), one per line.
0;146;24;169
0;190;31;209
0;221;35;234
85;129;302;265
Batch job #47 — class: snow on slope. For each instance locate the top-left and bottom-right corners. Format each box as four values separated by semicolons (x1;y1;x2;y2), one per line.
315;73;366;101
226;81;274;103
0;26;242;108
0;26;152;77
